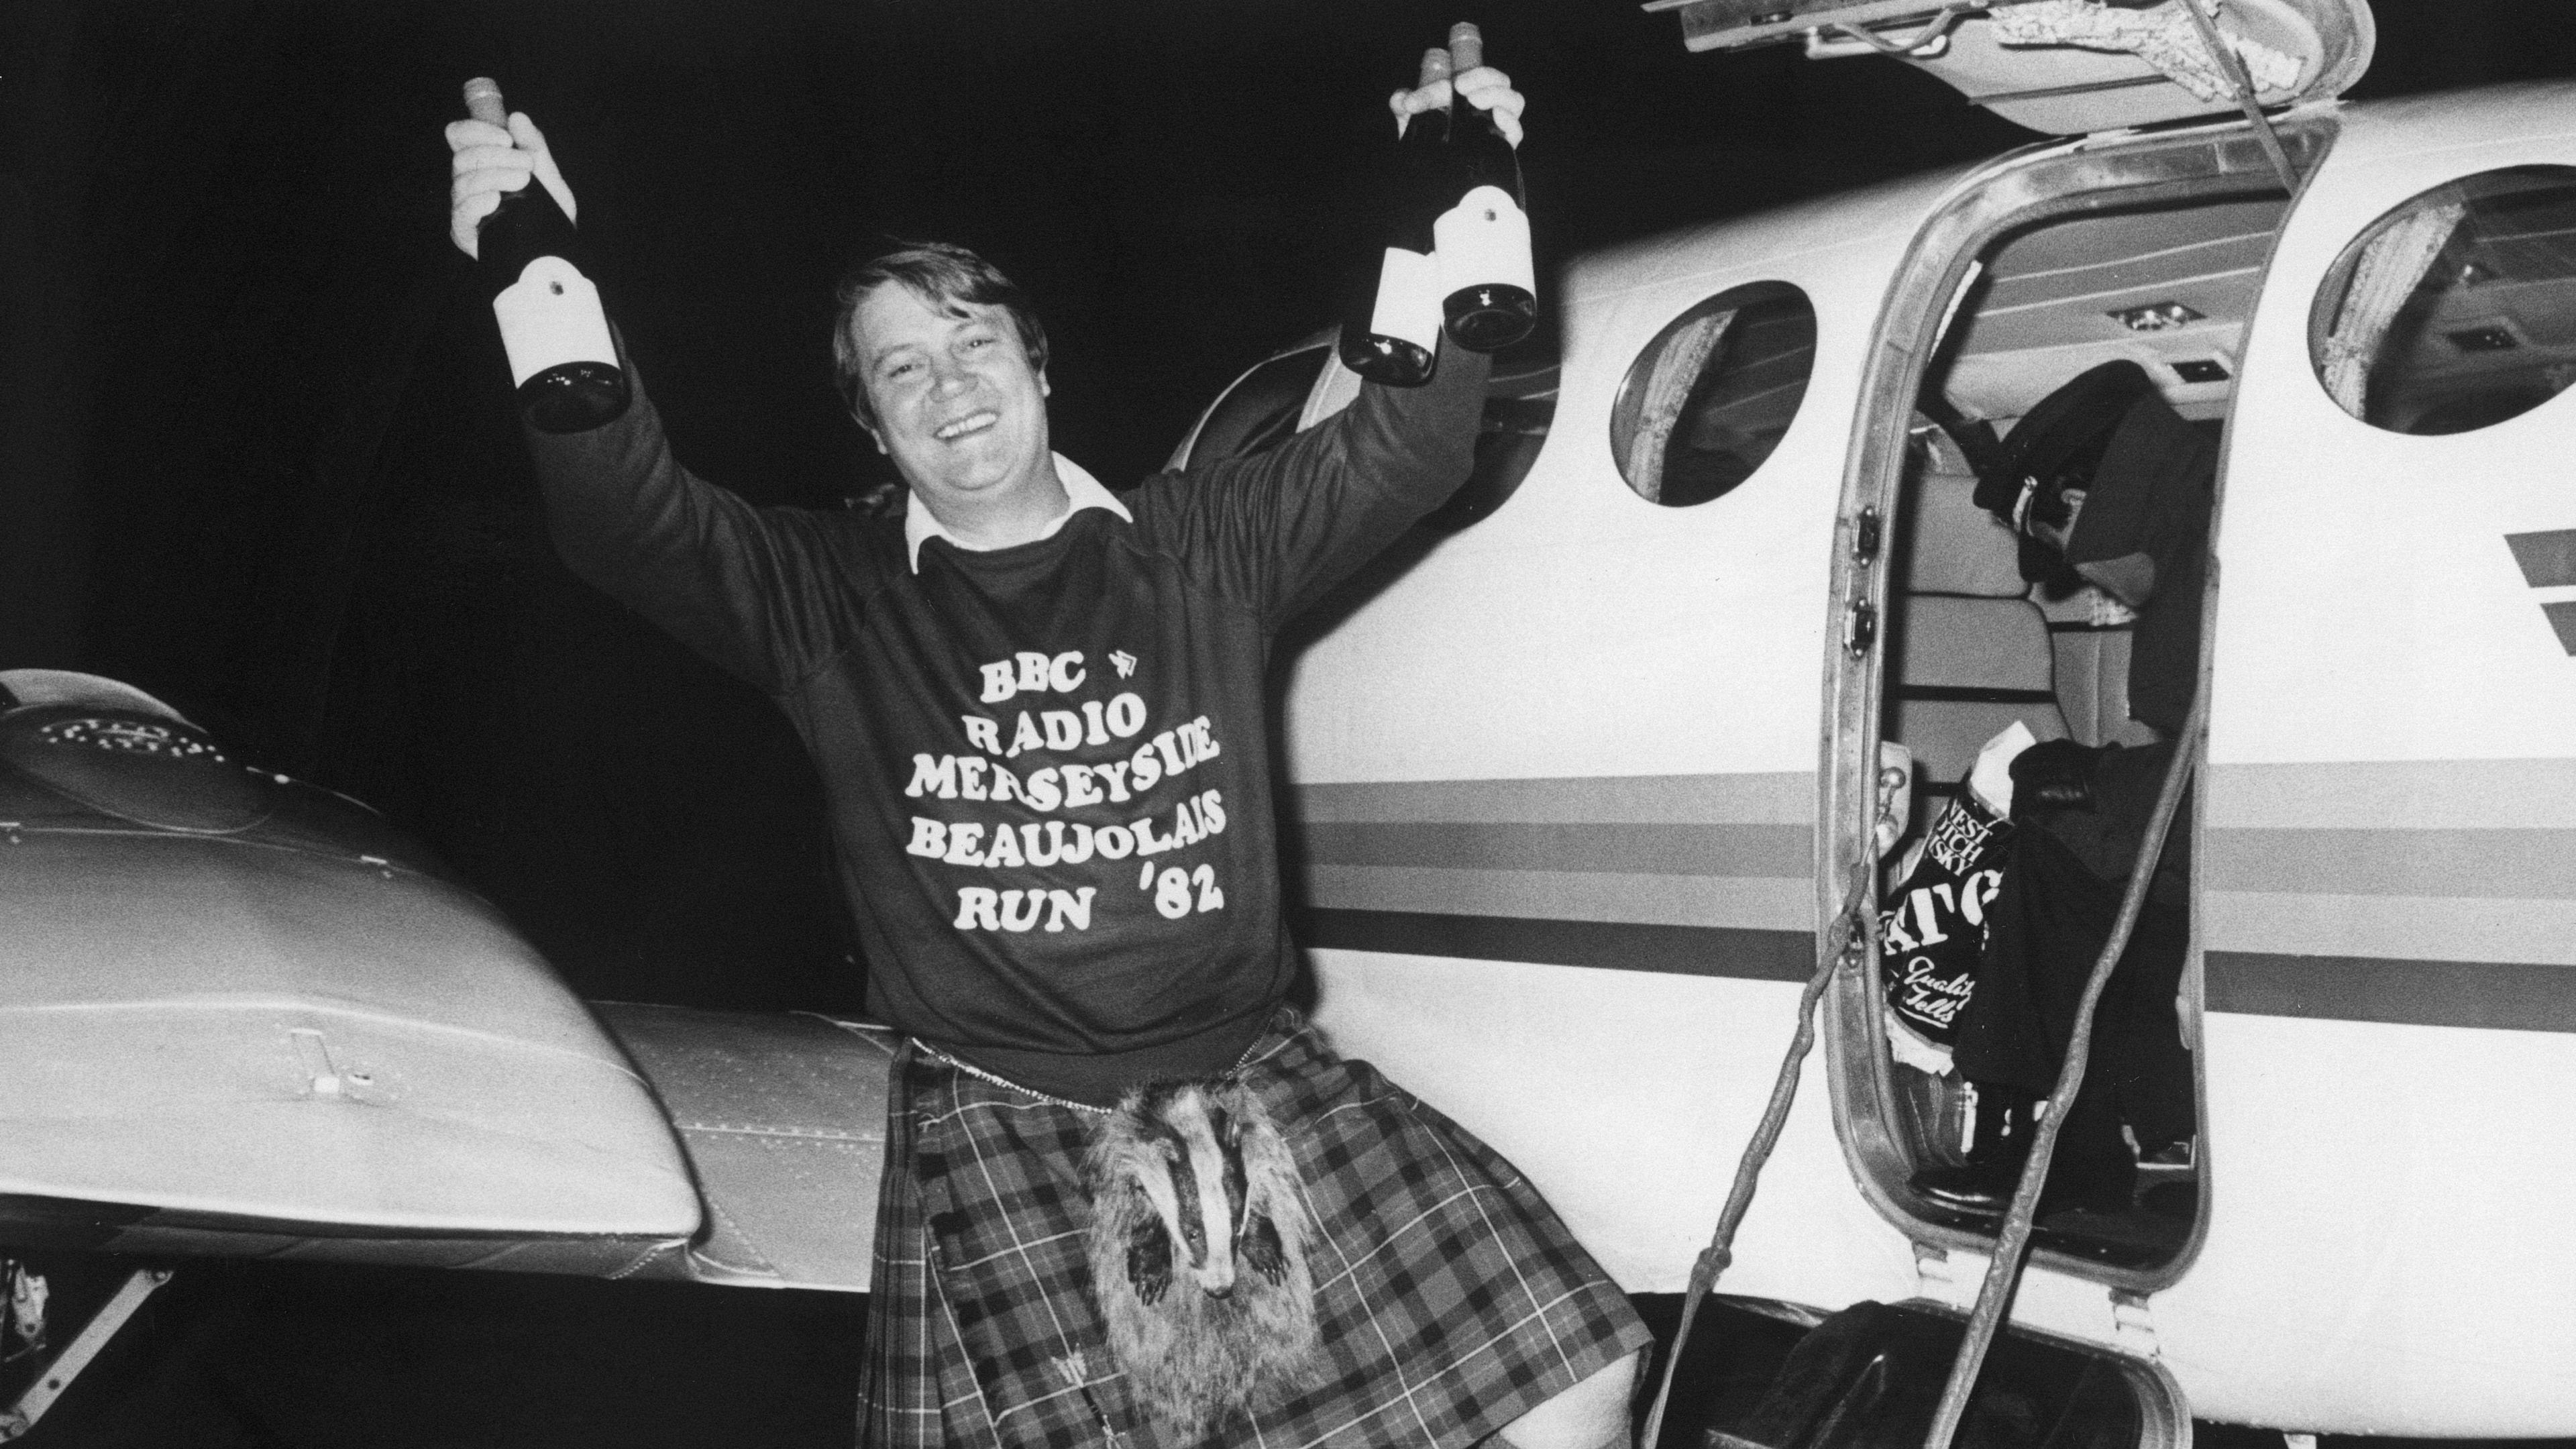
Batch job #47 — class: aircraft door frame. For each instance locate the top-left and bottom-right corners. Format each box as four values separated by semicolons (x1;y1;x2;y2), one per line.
1818;117;2341;1311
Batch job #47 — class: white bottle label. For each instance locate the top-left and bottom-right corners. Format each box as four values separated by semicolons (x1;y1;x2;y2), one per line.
492;256;617;387
1433;184;1535;297
1368;246;1444;353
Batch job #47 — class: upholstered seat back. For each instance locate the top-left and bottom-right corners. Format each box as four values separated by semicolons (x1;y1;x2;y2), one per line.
1890;470;2069;786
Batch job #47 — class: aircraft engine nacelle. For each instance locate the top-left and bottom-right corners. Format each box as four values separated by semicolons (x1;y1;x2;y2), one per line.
0;669;704;1273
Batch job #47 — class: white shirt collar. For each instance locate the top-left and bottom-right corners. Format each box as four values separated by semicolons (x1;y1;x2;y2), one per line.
903;453;1132;573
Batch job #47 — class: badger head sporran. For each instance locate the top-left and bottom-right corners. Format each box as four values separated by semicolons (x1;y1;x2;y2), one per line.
1084;1077;1319;1438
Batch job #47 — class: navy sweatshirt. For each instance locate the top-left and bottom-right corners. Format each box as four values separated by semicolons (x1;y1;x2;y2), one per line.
527;341;1489;1104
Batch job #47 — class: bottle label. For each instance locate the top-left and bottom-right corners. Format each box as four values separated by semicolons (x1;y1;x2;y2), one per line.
1434;184;1535;297
1368;247;1444;354
492;256;618;387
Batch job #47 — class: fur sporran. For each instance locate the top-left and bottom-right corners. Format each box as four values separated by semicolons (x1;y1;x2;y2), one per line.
1084;1078;1319;1438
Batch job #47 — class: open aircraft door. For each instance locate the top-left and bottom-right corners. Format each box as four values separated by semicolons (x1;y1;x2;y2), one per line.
1744;6;2576;1439
1644;0;2576;1439
1647;0;2373;137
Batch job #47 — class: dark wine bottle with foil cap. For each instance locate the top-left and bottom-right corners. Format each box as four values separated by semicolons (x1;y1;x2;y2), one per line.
1335;48;1454;386
1433;23;1536;354
464;78;629;433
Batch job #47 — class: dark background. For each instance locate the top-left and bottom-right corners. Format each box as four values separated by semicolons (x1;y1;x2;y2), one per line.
6;1;2575;1443
3;0;2054;1019
12;0;2575;1014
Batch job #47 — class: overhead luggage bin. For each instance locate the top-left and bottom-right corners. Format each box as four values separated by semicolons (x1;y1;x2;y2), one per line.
1640;0;2375;136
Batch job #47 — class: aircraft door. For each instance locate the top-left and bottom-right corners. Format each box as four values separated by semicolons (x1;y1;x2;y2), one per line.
2180;91;2576;1434
1646;0;2374;137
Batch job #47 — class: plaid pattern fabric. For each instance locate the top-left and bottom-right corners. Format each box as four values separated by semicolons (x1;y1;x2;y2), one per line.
859;1010;1651;1448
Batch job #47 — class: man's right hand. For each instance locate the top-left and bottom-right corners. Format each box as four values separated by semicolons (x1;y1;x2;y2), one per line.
1389;48;1527;147
445;109;578;260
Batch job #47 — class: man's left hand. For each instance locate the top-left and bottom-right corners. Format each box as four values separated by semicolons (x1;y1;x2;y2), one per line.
1391;56;1527;146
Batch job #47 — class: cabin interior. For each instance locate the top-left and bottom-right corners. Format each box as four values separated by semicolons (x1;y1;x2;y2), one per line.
1868;190;2283;1269
1870;162;2576;1270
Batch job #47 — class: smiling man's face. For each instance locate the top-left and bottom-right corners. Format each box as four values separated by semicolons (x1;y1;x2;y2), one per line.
852;282;1057;531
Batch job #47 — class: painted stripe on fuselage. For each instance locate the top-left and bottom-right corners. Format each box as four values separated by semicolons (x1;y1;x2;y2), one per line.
2204;890;2576;965
1289;773;1817;936
2204;828;2576;900
1296;822;1811;877
1291;775;1822;979
1295;908;1816;982
1299;908;2576;1034
1299;819;2576;908
1290;768;2576;1028
2206;952;2576;1034
2544;601;2576;655
2202;761;2576;969
1298;865;1811;932
2506;529;2576;588
1293;772;1815;825
2206;758;2576;830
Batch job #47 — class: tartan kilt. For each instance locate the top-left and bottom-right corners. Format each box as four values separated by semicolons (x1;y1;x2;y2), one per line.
858;1008;1652;1448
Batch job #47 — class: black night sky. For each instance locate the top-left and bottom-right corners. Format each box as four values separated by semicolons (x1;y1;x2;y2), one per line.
7;1;2576;1443
5;0;2045;1022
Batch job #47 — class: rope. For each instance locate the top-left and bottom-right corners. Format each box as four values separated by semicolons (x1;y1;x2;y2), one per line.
1918;688;2208;1449
1827;7;1968;58
2179;0;2302;194
1638;850;1878;1449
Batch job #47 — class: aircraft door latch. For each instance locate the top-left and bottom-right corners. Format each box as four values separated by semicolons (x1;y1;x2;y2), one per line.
2110;1287;2159;1358
1843;508;1881;658
1844;601;1878;657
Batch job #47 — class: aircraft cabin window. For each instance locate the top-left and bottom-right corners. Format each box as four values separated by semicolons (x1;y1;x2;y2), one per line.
1417;358;1559;533
2308;166;2576;435
1188;345;1332;464
1185;337;1558;531
1610;282;1815;506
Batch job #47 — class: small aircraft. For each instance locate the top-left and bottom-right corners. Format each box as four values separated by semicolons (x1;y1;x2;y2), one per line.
1170;0;2575;1438
6;0;2575;1441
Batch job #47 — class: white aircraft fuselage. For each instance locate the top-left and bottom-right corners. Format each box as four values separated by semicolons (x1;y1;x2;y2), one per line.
1217;74;2576;1438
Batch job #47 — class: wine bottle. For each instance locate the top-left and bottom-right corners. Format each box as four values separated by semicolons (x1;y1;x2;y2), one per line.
1433;23;1536;354
463;77;629;433
1336;48;1454;386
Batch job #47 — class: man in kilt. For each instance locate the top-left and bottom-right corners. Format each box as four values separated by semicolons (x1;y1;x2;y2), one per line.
449;36;1649;1448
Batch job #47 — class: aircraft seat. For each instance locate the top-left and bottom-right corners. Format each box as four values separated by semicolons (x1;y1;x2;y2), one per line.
2039;590;2163;749
1892;598;2070;786
1900;470;2026;597
1890;471;2070;788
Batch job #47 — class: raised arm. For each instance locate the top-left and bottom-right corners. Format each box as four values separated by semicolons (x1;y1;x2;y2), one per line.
446;98;866;695
1134;48;1526;625
1145;336;1493;627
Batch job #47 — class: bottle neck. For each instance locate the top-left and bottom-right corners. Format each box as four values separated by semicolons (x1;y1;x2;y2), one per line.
1403;105;1449;152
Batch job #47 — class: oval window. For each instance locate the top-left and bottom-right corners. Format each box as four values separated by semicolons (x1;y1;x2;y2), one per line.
1419;351;1558;534
1611;282;1817;506
2308;166;2576;435
1185;344;1332;464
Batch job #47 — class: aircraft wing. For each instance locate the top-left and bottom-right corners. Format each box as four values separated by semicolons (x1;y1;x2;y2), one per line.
0;670;889;1292
0;1005;895;1293
592;1003;891;1292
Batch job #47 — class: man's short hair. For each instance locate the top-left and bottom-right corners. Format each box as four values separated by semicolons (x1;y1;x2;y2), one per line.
831;242;1049;431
